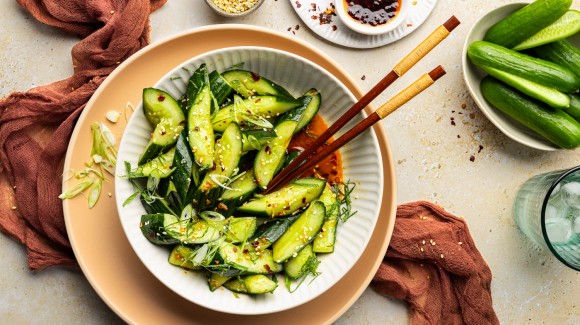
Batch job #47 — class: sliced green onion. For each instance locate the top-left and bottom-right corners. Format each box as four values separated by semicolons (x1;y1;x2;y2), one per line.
59;178;94;199
88;178;102;209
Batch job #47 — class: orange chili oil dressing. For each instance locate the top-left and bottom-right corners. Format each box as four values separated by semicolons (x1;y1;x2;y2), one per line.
288;114;343;184
345;0;400;26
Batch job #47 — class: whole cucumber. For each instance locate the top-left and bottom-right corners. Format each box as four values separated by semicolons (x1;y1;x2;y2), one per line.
563;93;580;122
468;41;580;93
530;39;580;79
484;0;572;48
480;76;580;150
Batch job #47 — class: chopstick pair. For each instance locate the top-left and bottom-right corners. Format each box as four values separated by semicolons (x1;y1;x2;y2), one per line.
264;16;461;193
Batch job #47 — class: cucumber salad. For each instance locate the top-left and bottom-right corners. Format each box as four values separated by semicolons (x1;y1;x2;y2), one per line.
123;64;356;295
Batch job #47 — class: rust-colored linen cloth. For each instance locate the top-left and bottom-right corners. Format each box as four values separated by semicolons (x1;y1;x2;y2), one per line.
0;0;166;270
372;201;499;325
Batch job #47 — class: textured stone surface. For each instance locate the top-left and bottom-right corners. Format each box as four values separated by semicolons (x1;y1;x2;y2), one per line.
1;0;579;323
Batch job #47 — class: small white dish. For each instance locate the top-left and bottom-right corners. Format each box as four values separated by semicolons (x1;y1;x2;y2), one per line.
462;2;580;151
114;46;384;315
335;0;410;35
290;0;437;49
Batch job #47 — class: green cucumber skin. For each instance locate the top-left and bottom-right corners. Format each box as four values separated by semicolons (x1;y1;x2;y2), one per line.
208;273;231;292
225;217;258;243
284;244;317;279
295;89;321;133
194;122;243;210
483;0;572;48
169;245;203;270
179;65;232;112
140;196;176;216
237;178;326;217
139;88;185;165
221;70;294;99
479;64;570;109
480;76;580;149
531;39;580;79
254;120;297;189
564;93;580;122
209;70;234;105
211;96;303;132
131;147;175;179
217;170;259;217
272;201;326;263
251;215;300;250
468;41;580;92
140;214;180;245
171;131;194;206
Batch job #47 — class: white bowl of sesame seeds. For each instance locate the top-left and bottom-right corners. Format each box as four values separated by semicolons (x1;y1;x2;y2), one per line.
115;46;383;314
204;0;265;17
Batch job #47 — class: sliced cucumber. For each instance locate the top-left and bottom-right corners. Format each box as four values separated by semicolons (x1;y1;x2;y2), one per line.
313;184;340;253
479;65;570;109
217;170;259;217
225;217;258;243
294;88;321;133
208;273;231;292
169;245;203;270
251;215;300;251
513;10;580;51
221;70;294;99
140;213;182;245
170;131;195;208
272;201;326;263
182;219;222;245
179;64;206;112
241;129;278;151
216;242;282;275
139;88;185;165
254;120;297;189
211;96;302;132
140;196;176;216
284;244;317;279
242;275;278;294
223;278;248;293
194;122;243;209
209;70;234;105
188;83;215;170
237;177;326;217
130;147;175;179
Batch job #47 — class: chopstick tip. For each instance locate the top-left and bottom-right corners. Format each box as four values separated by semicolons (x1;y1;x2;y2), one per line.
443;16;460;32
428;66;446;81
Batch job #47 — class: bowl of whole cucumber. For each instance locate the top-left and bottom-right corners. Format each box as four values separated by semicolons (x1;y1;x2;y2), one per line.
114;47;384;314
462;0;580;151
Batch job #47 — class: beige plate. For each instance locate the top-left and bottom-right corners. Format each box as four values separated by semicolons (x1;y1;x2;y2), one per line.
63;24;396;324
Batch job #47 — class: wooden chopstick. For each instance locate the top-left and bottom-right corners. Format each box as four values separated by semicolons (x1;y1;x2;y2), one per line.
265;66;446;193
264;16;460;193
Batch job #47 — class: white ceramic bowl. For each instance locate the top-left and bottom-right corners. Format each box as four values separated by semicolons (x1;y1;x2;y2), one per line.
335;0;410;35
462;2;580;151
114;47;384;315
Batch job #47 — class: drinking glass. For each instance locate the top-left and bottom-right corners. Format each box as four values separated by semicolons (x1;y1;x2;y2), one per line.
513;166;580;271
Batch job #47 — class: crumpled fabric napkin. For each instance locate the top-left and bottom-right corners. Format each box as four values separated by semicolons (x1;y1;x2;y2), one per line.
0;0;166;270
372;201;499;325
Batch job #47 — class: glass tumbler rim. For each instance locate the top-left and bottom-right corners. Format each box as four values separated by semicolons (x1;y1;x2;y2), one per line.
540;165;580;271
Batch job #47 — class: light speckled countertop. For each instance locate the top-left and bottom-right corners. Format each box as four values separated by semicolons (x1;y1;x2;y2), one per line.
1;0;579;324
